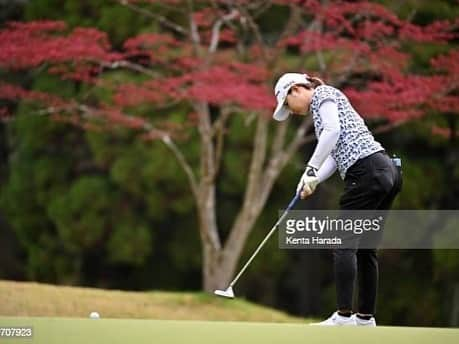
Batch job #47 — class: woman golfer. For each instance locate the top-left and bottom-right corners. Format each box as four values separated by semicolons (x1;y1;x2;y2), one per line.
272;73;402;326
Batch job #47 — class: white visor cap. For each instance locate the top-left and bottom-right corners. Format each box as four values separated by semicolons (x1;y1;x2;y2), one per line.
272;73;311;121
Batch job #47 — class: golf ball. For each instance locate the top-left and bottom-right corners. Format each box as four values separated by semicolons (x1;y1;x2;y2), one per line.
89;311;100;319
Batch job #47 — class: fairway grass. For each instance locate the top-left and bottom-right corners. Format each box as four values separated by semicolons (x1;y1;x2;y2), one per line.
0;280;303;322
0;317;458;344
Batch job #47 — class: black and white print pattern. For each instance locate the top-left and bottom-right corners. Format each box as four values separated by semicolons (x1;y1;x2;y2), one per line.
310;85;384;179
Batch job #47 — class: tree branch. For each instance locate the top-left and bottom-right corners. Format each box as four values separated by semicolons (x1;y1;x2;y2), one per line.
213;107;232;176
222;116;314;269
208;9;240;53
333;50;361;87
117;0;188;36
281;3;304;38
315;20;327;72
271;3;303;65
23;102;200;199
244;115;268;203
194;101;216;184
187;0;202;56
234;2;268;61
253;0;273;19
372;120;405;135
100;60;159;77
262;116;314;190
224;115;268;250
194;100;221;252
284;116;315;159
270;119;288;157
161;135;199;199
150;1;187;14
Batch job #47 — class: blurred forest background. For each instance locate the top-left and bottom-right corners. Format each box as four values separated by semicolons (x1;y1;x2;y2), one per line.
0;0;459;327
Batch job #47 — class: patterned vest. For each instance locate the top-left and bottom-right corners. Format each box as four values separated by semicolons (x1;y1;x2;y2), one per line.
310;85;384;179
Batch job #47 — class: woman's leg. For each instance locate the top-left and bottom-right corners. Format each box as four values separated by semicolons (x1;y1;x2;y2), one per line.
334;248;357;312
337;156;375;313
357;249;378;315
337;152;400;315
355;154;402;316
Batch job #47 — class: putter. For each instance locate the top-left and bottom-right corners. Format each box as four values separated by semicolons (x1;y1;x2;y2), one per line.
214;192;301;299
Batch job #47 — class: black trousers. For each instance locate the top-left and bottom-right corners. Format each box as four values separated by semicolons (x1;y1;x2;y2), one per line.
334;151;402;315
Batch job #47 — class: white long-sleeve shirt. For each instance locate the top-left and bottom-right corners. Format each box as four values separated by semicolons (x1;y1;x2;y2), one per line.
308;85;384;180
316;154;337;183
307;100;339;182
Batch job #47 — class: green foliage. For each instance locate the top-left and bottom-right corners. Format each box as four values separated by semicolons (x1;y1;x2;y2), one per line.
25;0;148;46
395;156;443;209
434;251;459;280
220;115;254;194
107;219;152;265
388;0;459;23
48;176;113;252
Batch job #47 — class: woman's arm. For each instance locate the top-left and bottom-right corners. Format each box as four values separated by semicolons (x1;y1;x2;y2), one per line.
307;100;340;170
316;155;337;183
296;100;339;197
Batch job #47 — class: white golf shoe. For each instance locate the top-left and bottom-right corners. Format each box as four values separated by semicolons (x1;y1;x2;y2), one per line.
353;314;377;327
310;312;357;326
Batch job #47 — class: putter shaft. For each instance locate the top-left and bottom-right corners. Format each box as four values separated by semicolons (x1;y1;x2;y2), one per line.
228;193;300;288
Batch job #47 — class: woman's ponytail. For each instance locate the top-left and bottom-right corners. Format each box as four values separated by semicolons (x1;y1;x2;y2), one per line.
306;76;325;88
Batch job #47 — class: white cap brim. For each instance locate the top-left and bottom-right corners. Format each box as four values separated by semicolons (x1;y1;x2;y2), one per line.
273;98;290;121
273;72;312;121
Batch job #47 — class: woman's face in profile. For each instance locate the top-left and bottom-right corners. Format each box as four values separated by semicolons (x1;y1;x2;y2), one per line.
285;84;314;116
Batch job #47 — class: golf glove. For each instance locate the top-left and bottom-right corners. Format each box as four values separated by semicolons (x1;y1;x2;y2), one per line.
297;165;319;199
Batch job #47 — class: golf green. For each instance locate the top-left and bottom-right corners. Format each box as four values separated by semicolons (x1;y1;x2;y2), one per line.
1;317;458;344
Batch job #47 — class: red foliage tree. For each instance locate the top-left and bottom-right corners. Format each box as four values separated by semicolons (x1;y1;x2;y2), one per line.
1;0;458;291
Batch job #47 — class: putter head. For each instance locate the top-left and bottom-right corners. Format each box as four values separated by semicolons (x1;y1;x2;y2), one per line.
214;286;235;299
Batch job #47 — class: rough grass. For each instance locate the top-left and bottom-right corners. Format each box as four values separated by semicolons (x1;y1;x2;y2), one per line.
0;280;305;322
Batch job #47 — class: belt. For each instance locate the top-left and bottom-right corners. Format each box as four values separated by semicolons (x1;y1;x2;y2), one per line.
376;150;402;168
360;150;402;168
